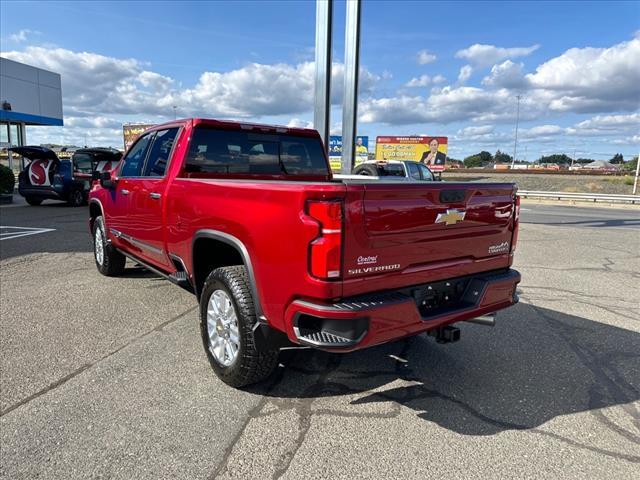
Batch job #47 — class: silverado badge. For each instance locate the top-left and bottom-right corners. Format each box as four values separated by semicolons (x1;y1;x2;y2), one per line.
435;209;466;226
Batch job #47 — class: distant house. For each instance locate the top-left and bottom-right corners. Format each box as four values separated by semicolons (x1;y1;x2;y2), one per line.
581;160;620;171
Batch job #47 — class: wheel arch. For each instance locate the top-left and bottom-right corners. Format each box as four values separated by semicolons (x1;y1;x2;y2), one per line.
88;199;104;233
192;230;263;318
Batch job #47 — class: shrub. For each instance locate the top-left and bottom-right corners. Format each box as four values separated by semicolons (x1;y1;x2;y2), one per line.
0;164;16;194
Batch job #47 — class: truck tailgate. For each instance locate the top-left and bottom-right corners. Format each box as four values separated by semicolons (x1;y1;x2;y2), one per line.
341;182;517;297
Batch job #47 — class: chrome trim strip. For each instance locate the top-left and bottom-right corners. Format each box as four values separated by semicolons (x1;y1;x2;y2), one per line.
110;228;163;255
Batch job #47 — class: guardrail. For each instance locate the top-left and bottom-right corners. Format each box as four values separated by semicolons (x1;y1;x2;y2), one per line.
518;190;639;204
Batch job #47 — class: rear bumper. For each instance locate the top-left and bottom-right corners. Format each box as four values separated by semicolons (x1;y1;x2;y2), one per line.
284;268;521;351
19;185;66;200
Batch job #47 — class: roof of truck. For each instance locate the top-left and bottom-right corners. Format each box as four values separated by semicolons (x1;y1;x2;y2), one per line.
150;118;320;137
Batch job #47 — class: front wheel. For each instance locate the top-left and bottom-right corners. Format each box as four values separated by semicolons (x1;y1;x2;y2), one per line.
200;266;279;388
93;216;126;276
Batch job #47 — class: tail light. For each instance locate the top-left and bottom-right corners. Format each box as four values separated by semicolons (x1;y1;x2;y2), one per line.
511;194;520;252
307;200;343;280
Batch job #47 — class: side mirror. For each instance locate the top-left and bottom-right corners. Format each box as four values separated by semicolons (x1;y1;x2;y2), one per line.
99;171;116;189
91;170;101;181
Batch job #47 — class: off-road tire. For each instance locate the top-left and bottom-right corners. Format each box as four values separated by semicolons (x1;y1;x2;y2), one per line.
353;164;378;176
200;266;279;388
93;216;126;276
25;196;43;206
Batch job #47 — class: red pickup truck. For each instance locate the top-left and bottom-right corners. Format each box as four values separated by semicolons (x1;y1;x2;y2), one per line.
89;118;521;387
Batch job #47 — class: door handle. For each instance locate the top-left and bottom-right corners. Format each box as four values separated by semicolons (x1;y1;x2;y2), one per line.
121;189;130;195
149;192;161;200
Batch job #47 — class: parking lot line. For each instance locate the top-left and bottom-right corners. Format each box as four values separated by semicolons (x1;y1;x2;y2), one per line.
0;226;56;241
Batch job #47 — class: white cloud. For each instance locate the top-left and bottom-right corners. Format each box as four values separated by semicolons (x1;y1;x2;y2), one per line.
405;74;447;88
416;50;436;65
519;125;565;138
8;29;39;43
458;125;495;136
567;113;640;136
526;35;640;113
455;44;540;68
482;60;527;89
457;65;473;83
286;118;314;129
359;87;524;125
405;75;432;87
1;46;380;121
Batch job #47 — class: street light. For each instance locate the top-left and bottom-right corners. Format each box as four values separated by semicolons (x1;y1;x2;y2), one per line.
173;105;177;120
511;95;521;169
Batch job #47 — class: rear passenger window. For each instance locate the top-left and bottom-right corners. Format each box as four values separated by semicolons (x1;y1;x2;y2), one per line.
183;127;328;176
418;164;435;181
143;128;179;177
407;162;421;180
120;133;152;177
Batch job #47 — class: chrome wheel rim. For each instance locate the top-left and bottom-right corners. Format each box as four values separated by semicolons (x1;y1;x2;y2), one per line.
94;228;104;265
207;289;240;367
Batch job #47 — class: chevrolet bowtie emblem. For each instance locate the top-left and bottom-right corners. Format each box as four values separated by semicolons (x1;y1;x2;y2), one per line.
435;209;466;226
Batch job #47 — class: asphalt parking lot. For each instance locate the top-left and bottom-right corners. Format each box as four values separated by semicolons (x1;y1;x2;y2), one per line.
1;199;639;479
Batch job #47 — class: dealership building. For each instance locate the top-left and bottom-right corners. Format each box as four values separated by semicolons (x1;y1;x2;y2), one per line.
0;57;63;170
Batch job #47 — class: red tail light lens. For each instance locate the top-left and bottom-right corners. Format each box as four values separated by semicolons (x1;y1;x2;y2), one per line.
511;194;520;252
307;200;343;280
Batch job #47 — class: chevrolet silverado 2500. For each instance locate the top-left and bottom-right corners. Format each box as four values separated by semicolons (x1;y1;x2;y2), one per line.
89;118;521;387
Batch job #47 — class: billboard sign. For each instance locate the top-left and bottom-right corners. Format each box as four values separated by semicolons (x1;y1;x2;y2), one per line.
375;136;448;172
123;124;154;151
328;135;369;172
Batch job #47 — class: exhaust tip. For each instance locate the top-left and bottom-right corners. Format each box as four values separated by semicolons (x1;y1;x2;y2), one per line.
465;314;496;327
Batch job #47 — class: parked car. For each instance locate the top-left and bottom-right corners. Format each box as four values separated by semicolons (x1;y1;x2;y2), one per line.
350;159;436;181
89;118;521;387
12;146;121;206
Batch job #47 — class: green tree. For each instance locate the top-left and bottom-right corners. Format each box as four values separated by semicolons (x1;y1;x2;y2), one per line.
493;150;513;164
463;151;493;168
0;165;15;194
622;156;638;172
538;154;572;165
609;153;624;164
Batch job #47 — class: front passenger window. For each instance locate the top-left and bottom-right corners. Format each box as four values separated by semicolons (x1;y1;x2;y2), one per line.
120;133;153;177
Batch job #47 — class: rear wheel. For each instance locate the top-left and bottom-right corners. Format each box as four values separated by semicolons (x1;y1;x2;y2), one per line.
200;266;279;388
93;216;126;276
68;189;86;207
25;196;43;206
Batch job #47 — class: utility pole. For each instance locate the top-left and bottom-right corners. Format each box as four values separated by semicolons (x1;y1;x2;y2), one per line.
634;150;639;195
511;94;521;169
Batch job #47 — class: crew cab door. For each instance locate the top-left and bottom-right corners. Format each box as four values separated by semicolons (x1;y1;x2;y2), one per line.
106;132;153;253
127;127;180;269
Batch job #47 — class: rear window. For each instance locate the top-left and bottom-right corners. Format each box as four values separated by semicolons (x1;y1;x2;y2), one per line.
183;127;328;177
377;163;405;177
73;153;94;173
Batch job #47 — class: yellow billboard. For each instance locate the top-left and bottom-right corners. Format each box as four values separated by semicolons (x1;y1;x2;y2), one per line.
375;136;448;172
123;123;154;151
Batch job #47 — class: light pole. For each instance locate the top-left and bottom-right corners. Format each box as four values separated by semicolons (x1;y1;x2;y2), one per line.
173;106;177;120
511;94;521;169
633;150;639;195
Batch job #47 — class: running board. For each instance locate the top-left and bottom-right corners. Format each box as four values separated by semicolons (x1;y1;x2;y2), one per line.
117;249;194;293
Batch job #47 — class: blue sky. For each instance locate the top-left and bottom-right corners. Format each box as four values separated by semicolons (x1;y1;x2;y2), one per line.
1;0;639;160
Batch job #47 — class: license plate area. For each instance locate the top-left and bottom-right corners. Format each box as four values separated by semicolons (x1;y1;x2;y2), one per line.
412;277;486;320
